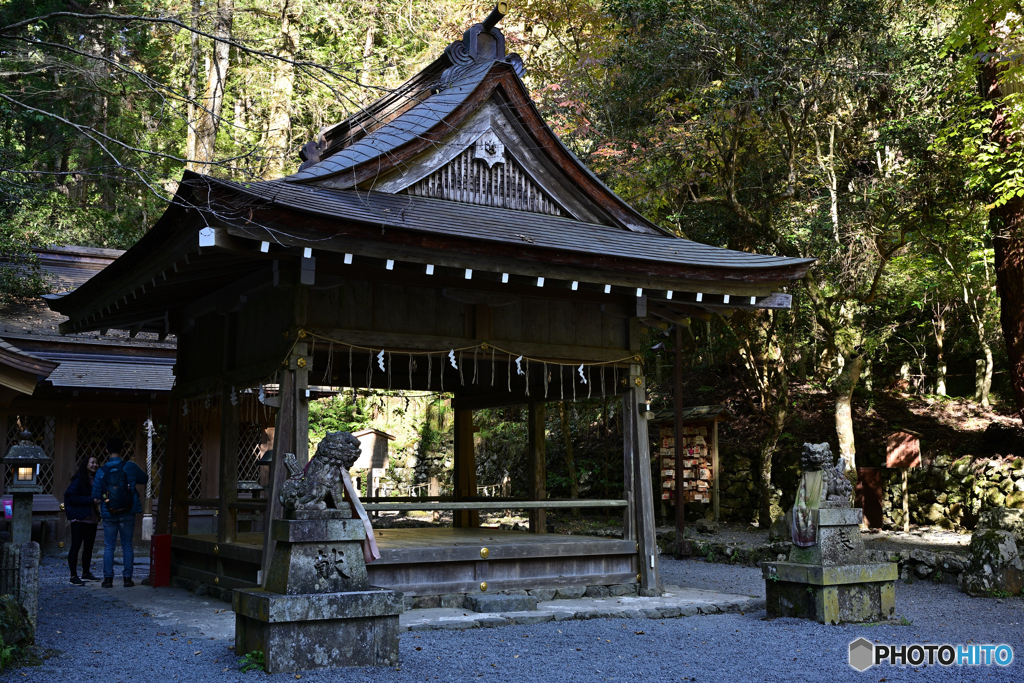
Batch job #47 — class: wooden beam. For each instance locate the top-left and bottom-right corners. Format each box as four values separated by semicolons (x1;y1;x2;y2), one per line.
362;500;627;511
218;385;240;544
312;328;631;364
453;409;478;528
528;401;547;533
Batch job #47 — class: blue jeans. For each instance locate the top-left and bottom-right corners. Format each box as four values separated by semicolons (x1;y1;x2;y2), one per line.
103;513;136;579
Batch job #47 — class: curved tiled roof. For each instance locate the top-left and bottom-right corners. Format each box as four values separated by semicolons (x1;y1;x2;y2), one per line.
214;177;815;273
286;61;493;185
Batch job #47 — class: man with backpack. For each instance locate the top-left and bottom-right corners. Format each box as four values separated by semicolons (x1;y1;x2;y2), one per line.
92;437;148;588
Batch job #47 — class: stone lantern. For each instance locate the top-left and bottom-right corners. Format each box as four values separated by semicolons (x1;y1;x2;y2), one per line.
3;431;51;544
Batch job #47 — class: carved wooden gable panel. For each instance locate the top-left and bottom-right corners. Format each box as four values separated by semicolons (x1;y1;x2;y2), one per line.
402;133;564;216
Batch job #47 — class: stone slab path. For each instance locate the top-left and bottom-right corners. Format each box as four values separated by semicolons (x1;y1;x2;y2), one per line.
69;564;762;638
402;587;761;631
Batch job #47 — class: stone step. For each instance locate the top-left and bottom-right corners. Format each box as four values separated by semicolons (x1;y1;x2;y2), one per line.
464;593;538;613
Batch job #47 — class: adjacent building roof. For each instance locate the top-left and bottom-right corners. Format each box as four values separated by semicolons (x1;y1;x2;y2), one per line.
46;360;175;392
1;246;176;395
0;338;58;405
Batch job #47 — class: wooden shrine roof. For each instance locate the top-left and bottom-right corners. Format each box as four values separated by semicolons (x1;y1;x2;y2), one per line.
42;10;814;339
209;176;813;273
288;60;494;185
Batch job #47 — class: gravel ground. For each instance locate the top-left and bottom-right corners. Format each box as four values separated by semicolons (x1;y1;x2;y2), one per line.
19;555;1024;682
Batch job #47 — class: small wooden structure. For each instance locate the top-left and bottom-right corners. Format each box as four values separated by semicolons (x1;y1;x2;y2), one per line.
651;405;734;523
44;8;811;595
885;430;922;532
352;427;395;505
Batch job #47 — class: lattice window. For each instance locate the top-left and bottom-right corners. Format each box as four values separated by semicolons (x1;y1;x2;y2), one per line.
4;415;56;494
237;422;266;483
404;148;564;216
75;418;139;468
187;425;203;499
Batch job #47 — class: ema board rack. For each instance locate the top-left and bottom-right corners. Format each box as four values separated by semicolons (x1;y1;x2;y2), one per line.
658;426;712;504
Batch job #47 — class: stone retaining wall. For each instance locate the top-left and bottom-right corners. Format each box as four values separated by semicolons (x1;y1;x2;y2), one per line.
885;456;1024;529
709;453;1024;529
662;533;971;586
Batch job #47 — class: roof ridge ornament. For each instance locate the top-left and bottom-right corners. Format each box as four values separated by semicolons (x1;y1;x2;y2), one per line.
441;2;524;88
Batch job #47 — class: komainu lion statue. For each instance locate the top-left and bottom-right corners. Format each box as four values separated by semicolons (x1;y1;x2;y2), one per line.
279;430;362;511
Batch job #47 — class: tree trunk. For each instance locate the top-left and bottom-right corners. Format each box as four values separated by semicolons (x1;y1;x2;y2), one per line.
558;402;579;516
264;0;298;179
758;399;787;527
984;44;1024;420
934;310;946;396
995;221;1024;418
188;0;233;172
358;23;376;106
834;352;863;471
185;0;202;167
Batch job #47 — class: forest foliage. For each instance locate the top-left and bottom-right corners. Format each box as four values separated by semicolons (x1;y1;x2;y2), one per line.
2;0;1022;516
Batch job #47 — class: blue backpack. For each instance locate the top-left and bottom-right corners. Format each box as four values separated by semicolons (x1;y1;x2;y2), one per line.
101;461;133;514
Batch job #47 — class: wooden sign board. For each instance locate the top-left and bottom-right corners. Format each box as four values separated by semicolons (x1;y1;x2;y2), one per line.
352;428;395;470
886;431;920;468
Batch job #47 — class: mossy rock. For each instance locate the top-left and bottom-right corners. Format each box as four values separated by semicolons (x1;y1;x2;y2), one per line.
0;595;33;651
986;489;1006;508
1006;491;1024;510
1012;458;1024;470
951;456;973;478
967;529;1024;597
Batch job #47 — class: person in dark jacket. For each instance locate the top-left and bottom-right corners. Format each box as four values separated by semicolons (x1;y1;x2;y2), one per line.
64;455;100;585
92;437;147;588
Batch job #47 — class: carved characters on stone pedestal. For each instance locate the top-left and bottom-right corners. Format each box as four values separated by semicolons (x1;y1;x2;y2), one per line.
313;546;351;581
791;442;852;547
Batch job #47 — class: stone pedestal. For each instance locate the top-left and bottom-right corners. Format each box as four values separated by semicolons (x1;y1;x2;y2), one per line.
232;511;402;673
762;506;897;624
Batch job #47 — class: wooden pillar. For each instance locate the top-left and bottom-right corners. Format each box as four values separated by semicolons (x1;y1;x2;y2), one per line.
295;364;310;467
169;398;191;536
621;390;636;542
53;412;76;544
453;408;478;528
627;364;659;593
218;386;239;544
901;469;909;532
261;342;308;584
528;401;546;533
156;397;180;536
674;324;687;555
712;419;720;522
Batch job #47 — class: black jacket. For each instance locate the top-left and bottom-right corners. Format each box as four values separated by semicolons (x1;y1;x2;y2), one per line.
64;473;96;522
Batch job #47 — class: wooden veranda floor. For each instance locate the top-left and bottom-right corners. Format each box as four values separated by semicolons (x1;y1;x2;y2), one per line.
171;527;639;596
